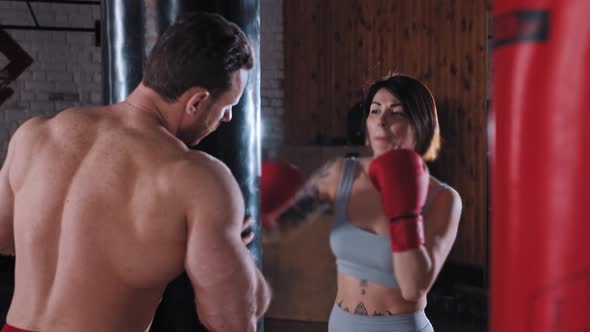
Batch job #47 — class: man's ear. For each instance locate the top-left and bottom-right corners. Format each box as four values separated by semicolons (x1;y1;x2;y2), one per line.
185;87;210;115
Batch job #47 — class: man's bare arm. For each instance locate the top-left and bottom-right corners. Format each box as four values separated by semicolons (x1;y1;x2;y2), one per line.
183;154;271;332
0;117;47;255
0;142;14;255
0;118;40;255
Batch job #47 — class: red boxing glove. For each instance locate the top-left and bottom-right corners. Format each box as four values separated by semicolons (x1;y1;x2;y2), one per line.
369;149;429;252
260;161;305;229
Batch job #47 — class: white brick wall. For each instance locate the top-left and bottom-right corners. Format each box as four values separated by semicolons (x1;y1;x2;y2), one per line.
260;0;285;157
0;0;101;160
0;1;285;162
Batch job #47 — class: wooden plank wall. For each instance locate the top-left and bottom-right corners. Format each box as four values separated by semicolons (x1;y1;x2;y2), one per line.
284;0;488;267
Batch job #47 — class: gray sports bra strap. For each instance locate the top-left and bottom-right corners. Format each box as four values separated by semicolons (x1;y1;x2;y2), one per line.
335;157;357;222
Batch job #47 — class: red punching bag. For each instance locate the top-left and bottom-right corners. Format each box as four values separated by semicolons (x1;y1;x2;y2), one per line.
491;1;590;332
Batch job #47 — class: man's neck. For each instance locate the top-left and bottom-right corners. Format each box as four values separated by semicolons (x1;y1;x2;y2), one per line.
124;83;181;135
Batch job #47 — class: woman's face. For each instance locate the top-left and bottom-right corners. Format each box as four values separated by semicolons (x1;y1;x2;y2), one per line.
366;88;417;157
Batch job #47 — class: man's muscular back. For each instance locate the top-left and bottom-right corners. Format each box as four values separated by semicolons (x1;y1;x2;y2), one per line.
3;106;249;331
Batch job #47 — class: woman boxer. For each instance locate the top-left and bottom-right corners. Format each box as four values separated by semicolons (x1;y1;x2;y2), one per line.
262;74;462;332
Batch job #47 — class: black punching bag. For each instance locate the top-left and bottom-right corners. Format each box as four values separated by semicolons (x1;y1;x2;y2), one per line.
101;1;262;331
101;0;144;104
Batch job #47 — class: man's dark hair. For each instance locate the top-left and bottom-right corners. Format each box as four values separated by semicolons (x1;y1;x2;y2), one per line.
143;12;254;101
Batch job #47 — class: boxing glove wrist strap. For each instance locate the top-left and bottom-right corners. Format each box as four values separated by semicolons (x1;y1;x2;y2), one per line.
389;216;425;252
389;213;420;222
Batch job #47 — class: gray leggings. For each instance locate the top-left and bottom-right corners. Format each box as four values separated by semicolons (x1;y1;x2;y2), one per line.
328;305;434;332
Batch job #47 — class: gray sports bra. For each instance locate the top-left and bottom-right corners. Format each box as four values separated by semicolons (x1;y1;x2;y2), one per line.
329;157;447;288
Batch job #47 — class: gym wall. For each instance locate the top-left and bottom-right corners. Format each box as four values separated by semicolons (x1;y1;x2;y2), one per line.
283;0;489;269
0;0;287;163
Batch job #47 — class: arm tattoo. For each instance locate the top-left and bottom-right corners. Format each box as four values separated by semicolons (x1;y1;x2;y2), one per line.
354;303;368;315
277;162;334;229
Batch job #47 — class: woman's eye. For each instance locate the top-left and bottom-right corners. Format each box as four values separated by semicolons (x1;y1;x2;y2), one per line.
390;111;406;118
370;109;379;114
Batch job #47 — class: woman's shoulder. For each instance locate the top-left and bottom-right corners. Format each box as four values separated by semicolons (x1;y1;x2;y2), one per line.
317;156;369;194
355;156;373;174
428;176;462;213
309;158;345;188
320;155;363;177
319;157;346;176
307;158;347;201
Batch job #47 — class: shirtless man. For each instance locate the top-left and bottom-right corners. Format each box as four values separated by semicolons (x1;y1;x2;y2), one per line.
0;12;271;332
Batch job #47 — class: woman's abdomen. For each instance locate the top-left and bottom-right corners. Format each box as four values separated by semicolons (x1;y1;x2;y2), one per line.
335;273;426;316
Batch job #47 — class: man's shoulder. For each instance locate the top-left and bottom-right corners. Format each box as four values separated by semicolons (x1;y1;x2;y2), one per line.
180;150;229;175
170;151;244;222
169;150;236;190
14;107;111;150
18;107;102;140
50;106;103;126
10;116;50;148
